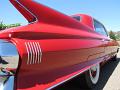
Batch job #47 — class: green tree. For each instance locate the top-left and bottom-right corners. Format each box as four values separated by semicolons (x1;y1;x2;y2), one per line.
109;31;116;40
0;22;7;30
0;21;21;30
115;33;120;40
6;23;21;28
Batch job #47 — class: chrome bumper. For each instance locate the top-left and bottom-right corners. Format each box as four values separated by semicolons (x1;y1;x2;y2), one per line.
0;76;14;90
0;40;19;90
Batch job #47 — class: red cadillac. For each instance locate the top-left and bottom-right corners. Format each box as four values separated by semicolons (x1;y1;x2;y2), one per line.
0;0;119;90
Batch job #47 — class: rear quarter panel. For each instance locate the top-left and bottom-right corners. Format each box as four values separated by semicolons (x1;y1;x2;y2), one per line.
11;22;109;90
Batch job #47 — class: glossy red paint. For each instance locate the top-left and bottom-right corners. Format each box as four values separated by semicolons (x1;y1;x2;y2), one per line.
0;0;118;90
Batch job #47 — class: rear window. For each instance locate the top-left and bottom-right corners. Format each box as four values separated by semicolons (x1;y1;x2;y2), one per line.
72;16;81;21
94;19;108;36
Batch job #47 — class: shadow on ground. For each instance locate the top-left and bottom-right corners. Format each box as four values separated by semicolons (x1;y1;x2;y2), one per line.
53;58;120;90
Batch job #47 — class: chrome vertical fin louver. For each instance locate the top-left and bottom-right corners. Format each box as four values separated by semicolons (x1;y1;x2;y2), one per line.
25;42;42;64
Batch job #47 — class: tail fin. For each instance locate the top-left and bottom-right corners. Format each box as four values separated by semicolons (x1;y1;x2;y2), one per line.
10;0;85;29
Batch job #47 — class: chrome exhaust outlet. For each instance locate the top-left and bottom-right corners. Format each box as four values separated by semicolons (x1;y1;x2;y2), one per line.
0;40;19;90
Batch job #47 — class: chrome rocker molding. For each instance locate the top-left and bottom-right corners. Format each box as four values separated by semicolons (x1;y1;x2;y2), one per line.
0;40;19;90
47;62;101;90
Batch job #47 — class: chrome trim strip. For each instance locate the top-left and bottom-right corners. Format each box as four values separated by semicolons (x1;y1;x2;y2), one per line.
47;68;89;90
36;42;40;63
33;42;37;64
25;42;30;64
37;42;42;63
27;42;32;64
15;0;38;24
35;42;39;64
30;42;35;64
34;42;38;64
39;43;42;63
47;62;100;90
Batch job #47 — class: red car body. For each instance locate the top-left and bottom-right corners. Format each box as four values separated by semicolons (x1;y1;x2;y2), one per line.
0;0;119;90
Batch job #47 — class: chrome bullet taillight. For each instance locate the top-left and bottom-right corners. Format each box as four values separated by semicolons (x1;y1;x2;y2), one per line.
0;40;19;90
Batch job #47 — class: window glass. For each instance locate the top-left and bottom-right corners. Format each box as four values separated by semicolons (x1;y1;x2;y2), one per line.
94;20;108;36
72;16;81;21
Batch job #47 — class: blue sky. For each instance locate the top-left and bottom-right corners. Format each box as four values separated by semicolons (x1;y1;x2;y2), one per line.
0;0;120;31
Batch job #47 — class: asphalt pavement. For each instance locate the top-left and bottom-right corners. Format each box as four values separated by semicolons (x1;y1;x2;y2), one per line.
53;52;120;90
